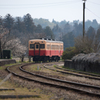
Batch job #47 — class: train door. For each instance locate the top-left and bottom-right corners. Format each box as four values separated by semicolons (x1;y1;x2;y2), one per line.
34;43;40;56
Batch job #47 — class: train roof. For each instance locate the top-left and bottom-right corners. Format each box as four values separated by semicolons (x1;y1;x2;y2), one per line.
29;38;63;43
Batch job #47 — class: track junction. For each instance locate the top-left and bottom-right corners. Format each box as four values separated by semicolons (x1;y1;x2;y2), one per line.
5;62;100;99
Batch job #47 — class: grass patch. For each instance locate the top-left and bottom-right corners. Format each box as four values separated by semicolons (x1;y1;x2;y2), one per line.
5;62;21;66
36;66;41;70
53;65;57;68
5;61;32;67
0;79;52;100
30;64;39;71
0;67;5;70
62;66;74;71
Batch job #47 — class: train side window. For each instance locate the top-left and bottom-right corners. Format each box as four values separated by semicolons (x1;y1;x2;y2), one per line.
57;45;58;49
47;45;50;49
52;45;54;49
61;45;63;50
60;45;62;50
40;44;45;49
30;44;34;49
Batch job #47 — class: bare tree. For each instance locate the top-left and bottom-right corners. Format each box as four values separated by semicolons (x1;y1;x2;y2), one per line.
0;26;27;61
0;25;8;38
75;35;100;53
3;38;26;55
0;25;8;58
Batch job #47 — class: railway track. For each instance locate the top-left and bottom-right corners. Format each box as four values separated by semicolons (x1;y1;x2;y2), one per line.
0;95;38;99
0;89;15;91
55;66;100;77
5;62;100;98
44;64;100;80
0;63;40;99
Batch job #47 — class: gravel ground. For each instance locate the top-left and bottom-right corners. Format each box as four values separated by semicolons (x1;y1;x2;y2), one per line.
12;57;29;62
0;62;100;100
22;63;100;100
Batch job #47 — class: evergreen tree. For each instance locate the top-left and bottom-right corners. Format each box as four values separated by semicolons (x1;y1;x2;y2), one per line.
73;23;82;36
96;27;100;41
62;32;75;50
14;17;25;33
52;24;62;34
63;23;72;34
44;26;54;39
3;14;14;34
0;16;3;26
86;26;95;40
52;24;62;40
35;24;43;33
23;13;36;34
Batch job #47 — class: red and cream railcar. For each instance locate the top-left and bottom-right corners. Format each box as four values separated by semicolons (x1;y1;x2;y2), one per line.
29;38;63;62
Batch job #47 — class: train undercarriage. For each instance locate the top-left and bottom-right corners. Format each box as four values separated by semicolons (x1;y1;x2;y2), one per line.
32;56;60;62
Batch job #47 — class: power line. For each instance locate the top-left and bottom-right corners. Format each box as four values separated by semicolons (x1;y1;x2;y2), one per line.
0;1;81;9
0;0;80;6
86;7;100;19
88;1;100;5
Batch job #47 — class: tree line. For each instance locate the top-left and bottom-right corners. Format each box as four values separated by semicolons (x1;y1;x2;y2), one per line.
0;13;100;60
0;13;55;59
52;20;100;51
0;13;54;39
62;26;100;60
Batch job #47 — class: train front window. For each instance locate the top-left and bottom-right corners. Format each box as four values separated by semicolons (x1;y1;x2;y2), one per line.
40;44;45;49
36;45;39;49
30;44;34;49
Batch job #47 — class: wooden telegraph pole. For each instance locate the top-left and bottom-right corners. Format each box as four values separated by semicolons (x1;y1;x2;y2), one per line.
83;0;86;38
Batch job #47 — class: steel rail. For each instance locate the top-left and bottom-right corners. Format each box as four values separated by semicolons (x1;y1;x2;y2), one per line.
6;63;100;97
44;66;100;80
20;65;100;90
55;66;100;77
0;89;15;91
0;95;39;99
1;63;39;99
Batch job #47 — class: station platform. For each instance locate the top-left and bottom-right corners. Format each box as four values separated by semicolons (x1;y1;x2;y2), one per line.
0;59;16;66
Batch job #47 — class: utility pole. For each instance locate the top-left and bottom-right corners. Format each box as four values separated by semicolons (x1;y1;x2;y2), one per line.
83;0;86;38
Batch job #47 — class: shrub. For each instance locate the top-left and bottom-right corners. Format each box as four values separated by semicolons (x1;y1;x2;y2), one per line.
62;47;78;60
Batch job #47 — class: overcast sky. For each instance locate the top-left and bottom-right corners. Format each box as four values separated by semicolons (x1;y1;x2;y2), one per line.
0;0;100;23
